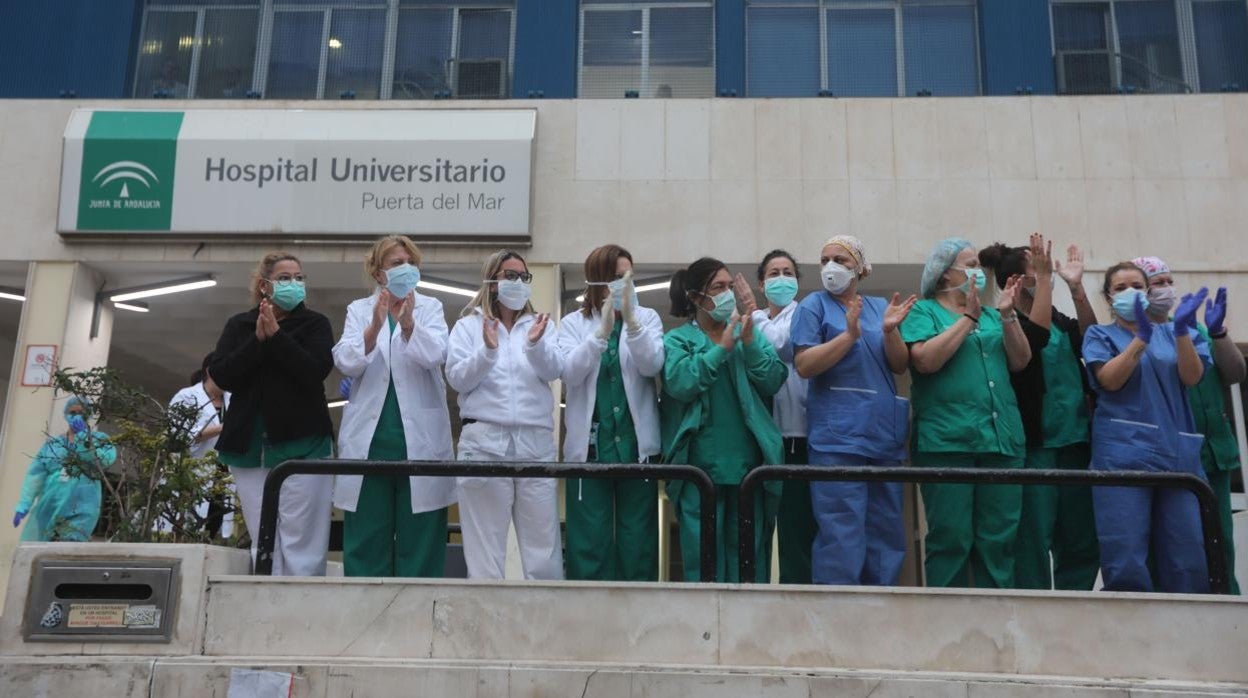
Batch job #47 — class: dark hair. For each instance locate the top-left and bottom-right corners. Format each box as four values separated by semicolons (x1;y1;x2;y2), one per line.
1101;262;1147;299
669;257;727;318
189;352;216;386
978;243;1028;290
581;244;633;317
756;249;800;282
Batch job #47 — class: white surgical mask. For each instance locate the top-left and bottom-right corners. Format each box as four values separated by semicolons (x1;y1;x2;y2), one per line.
1022;275;1056;296
1148;285;1178;314
496;279;531;310
821;261;855;294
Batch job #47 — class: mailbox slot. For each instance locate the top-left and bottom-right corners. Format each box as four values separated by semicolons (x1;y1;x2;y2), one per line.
22;558;180;642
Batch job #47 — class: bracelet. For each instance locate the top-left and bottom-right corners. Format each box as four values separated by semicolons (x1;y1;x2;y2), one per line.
963;313;979;324
1211;329;1229;339
1001;312;1018;324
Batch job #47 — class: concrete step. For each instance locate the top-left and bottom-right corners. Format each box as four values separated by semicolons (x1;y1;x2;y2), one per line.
3;656;1248;697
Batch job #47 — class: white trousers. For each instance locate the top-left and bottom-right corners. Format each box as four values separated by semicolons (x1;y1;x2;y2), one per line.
456;423;564;580
230;466;332;576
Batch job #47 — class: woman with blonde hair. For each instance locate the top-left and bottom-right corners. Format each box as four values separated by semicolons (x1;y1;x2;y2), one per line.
557;244;664;581
210;252;335;575
333;235;455;577
446;249;564;579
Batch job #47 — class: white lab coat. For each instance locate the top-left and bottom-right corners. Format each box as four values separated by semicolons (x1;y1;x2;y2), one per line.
167;383;235;539
445;308;563;428
332;291;456;514
445;308;564;580
557;305;665;463
753;302;808;438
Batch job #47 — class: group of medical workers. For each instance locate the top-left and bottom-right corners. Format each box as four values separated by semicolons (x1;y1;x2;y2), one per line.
15;232;1242;594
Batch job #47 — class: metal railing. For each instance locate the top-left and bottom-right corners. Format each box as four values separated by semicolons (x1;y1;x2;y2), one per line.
737;465;1229;594
256;459;718;581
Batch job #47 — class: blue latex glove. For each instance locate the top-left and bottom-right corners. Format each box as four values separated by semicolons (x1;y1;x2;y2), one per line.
338;377;353;400
1134;295;1153;344
12;511;25;528
68;414;88;435
1173;286;1209;337
1205;287;1228;336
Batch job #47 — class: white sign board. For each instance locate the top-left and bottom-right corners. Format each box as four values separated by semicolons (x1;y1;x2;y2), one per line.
58;109;535;240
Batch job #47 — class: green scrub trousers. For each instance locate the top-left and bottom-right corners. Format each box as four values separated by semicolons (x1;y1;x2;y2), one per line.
1015;444;1099;590
777;437;815;583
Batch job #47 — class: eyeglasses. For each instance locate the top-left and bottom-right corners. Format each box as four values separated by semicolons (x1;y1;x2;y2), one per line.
492;270;532;283
270;273;307;283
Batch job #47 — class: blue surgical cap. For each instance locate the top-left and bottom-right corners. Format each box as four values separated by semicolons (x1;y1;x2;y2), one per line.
64;395;91;416
920;237;973;299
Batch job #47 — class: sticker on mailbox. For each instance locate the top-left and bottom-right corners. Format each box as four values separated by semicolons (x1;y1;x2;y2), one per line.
124;605;161;629
67;603;128;628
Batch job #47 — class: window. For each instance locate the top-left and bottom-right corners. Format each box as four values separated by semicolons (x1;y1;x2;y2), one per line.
579;1;715;98
1051;0;1248;93
393;4;515;99
264;4;387;99
746;1;980;98
134;2;261;98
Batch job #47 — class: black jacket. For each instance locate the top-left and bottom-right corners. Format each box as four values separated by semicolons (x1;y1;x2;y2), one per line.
209;303;335;453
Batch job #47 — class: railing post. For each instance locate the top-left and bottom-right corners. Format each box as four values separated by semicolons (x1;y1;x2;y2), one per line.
253;465;295;576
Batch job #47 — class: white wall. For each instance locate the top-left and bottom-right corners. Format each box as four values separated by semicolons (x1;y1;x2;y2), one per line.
0;95;1245;295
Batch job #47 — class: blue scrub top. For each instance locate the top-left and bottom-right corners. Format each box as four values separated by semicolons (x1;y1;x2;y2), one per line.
1082;321;1212;473
791;292;908;462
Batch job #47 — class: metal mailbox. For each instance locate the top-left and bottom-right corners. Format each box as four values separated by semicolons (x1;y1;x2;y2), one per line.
22;558;180;642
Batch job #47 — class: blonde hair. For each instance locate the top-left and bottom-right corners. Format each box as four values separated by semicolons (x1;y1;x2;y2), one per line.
250;251;301;305
462;249;535;319
364;235;423;287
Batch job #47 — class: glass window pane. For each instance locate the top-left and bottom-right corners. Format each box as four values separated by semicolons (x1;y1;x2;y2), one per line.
147;0;258;5
266;10;323;98
827;8;897;97
393;8;453;99
196;9;259;98
324;9;386;99
457;9;511;98
580;9;642;98
1193;0;1248;91
649;6;714;97
1052;3;1110;51
903;4;978;96
747;7;819;97
1115;0;1185;93
134;10;196;98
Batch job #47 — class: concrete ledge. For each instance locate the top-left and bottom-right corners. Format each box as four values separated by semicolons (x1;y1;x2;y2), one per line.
0;543;250;657
202;577;1248;684
3;656;1246;697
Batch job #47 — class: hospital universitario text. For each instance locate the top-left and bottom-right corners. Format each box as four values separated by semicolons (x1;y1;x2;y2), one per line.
202;157;509;188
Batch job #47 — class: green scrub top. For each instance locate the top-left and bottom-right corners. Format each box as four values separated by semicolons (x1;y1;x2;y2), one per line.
1189;325;1241;472
901;300;1025;458
594;320;639;464
1039;323;1091;449
368;316;407;460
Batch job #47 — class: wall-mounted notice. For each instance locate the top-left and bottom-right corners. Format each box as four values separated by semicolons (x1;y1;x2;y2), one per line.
57;108;535;241
21;345;57;387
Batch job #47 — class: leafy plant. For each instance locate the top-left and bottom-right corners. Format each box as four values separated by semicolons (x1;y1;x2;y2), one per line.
49;367;239;544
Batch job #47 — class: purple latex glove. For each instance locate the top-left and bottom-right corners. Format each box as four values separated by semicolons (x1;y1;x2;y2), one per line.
1134;294;1153;344
338;377;353;400
1205;287;1228;336
1173;287;1209;337
12;511;25;528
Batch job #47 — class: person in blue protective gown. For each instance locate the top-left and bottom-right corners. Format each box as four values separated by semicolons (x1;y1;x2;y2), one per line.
1082;261;1212;593
14;397;117;542
790;235;917;585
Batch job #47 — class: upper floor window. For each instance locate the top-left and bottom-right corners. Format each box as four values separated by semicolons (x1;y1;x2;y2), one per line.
578;1;716;98
745;0;980;97
1051;0;1248;94
134;0;261;99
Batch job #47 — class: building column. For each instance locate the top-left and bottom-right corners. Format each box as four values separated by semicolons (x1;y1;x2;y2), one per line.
0;262;112;600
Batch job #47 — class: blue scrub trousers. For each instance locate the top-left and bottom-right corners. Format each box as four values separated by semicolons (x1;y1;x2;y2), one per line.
809;451;906;586
1093;482;1209;593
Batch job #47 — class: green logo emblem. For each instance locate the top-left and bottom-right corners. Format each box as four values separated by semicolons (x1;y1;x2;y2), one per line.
77;111;184;231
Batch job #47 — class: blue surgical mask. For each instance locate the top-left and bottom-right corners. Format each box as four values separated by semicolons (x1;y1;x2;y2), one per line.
606;278;638;312
705;290;736;323
270;280;306;311
1022;275;1056;296
952;267;987;293
1112;288;1149;321
66;413;87;434
764;276;799;307
385;263;420;298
